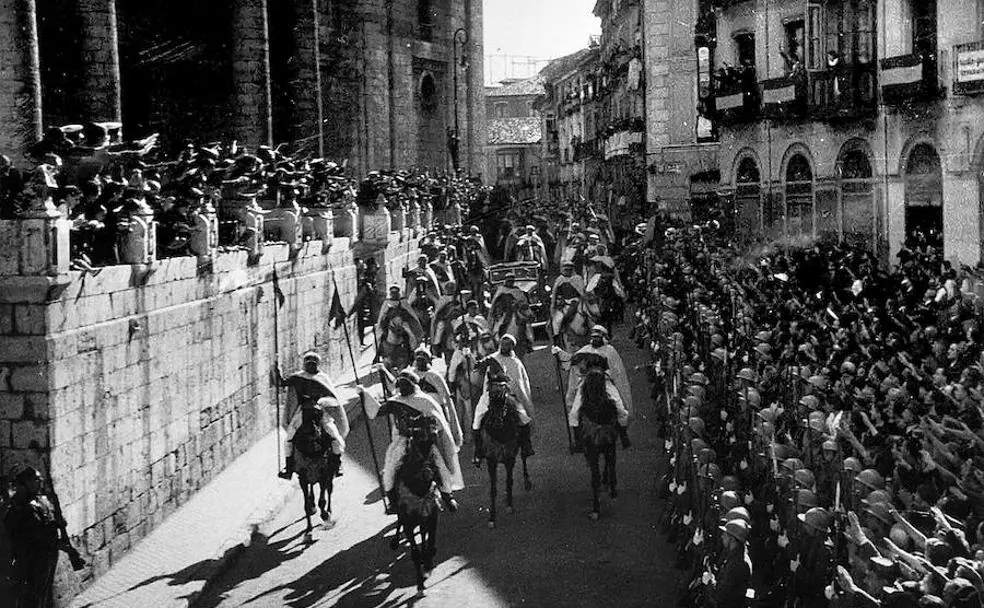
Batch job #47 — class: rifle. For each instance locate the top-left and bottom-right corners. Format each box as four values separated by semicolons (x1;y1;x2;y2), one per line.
38;459;86;571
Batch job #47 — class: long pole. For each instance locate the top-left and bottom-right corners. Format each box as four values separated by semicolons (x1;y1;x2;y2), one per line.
332;271;387;512
272;271;282;471
554;353;574;453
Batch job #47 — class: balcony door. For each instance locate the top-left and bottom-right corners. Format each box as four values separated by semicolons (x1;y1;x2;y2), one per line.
838;147;875;248
904;143;943;250
785;154;815;240
735;157;761;244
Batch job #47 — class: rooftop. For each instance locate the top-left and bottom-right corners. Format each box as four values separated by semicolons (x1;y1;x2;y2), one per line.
487;117;542;145
485;76;545;98
539;47;598;83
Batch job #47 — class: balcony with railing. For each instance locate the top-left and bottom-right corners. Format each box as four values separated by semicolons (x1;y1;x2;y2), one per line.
953;41;984;95
760;73;808;121
709;67;759;126
807;63;877;122
879;52;938;106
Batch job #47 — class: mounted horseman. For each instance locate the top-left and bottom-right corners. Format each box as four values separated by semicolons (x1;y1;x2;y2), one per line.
377;286;426;371
460;235;489;309
361;370;464;513
429;281;466;361
585;254;627;335
550;258;587;344
488;272;535;357
405;254;442;332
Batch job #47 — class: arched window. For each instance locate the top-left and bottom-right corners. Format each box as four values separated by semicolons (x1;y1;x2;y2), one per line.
838;147;874;247
420;73;437;118
785;153;814;239
904;143;943;250
735;157;761;243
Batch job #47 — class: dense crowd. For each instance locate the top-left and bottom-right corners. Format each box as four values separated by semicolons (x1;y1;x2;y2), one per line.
629;226;984;607
0;122;487;271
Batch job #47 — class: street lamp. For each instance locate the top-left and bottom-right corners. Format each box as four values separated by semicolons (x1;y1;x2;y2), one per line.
451;27;469;172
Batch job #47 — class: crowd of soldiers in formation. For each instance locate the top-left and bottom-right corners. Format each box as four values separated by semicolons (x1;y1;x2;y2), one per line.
634;225;984;607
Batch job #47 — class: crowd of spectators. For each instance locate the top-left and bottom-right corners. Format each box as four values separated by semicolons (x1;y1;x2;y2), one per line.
0;123;486;271
630;227;984;607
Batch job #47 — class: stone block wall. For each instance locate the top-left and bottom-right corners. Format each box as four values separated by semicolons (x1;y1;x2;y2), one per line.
0;230;418;589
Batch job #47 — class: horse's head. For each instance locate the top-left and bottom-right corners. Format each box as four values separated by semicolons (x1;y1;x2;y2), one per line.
582;292;602;320
406;417;440;459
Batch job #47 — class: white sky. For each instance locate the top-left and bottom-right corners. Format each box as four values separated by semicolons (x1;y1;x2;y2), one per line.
483;0;600;84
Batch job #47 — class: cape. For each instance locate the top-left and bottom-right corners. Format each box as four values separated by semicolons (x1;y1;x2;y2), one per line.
566;343;634;414
385;391;464;491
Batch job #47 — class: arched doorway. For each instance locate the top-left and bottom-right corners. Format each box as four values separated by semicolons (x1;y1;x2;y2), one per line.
785;154;815;239
735;157;761;244
838;147;874;248
415;71;446;171
904;143;943;250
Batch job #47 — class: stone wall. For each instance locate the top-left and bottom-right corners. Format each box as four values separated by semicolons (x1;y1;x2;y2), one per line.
0;229;419;589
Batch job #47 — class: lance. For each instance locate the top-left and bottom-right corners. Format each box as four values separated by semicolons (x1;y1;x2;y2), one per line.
554;350;575;454
271;266;284;471
331;270;387;513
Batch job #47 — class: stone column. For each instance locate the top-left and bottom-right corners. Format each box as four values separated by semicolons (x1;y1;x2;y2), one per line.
360;196;391;245
292;0;324;156
231;0;273;150
419;200;432;232
333;198;359;241
0;0;42;167
76;0;122;122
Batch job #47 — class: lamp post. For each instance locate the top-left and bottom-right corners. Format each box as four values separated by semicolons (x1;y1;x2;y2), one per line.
451;26;469;172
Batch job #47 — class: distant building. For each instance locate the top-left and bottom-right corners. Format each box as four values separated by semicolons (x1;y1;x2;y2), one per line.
535;46;602;203
485;76;545;199
593;0;646;231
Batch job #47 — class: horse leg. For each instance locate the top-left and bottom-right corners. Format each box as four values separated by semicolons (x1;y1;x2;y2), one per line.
320;476;333;523
403;520;425;592
505;456;515;515
300;482;314;538
608;445;618;499
390;520;402;551
424;512;437;573
587;444;601;520
522;454;533;491
487;458;498;528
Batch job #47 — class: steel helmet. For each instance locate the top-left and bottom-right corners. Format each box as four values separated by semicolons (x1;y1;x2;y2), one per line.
736;368;757;382
719;490;741;512
689;417;706;435
719;518;750;543
700;463;722;482
698;447;717;464
690;372;710;386
855;468;885;492
795;489;818;510
821;439;838;452
864;501;893;526
797;507;832;533
691;438;709;453
720;475;741;492
799;395;821;410
724;506;751;524
781;457;805;473
842;457;863;473
793;468;816;489
861;490;892;508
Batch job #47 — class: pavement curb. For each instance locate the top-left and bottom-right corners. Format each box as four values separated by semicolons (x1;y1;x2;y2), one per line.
186;363;383;608
187;478;297;608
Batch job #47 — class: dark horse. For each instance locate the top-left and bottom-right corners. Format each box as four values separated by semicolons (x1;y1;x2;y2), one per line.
290;407;341;540
588;273;623;336
575;370;619;520
392;417;445;592
474;377;532;528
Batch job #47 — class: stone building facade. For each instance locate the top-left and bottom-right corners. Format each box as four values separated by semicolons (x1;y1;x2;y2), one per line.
0;0;486;177
593;0;647;232
0;197;424;601
485;76;544;200
702;0;984;266
643;0;720;223
536;46;602;203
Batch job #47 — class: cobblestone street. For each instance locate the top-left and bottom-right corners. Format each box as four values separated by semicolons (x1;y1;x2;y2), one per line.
198;324;676;608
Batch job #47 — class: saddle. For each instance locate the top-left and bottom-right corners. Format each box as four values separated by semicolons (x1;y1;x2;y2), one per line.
293;423;328;458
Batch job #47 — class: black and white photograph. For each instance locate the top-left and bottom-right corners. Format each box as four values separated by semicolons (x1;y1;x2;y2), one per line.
3;0;984;607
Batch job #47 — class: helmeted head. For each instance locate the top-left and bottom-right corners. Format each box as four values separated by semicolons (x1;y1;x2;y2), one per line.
413;347;432;371
488;372;510;397
417;254;428;268
388;285;402;300
590;325;608;348
302;351;321;374
396;370;419;396
561;260;574;276
499;333;516;355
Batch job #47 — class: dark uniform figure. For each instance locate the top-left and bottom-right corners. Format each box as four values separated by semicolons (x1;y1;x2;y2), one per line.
4;467;61;608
